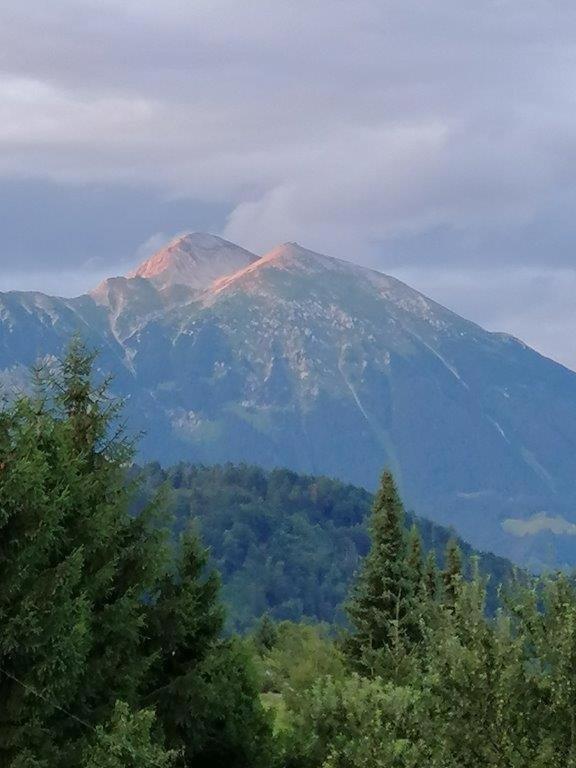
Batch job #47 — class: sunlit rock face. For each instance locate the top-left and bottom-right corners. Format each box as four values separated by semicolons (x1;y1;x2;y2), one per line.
3;233;576;569
128;232;258;290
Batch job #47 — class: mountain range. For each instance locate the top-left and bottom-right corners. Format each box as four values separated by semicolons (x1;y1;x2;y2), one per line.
2;231;576;568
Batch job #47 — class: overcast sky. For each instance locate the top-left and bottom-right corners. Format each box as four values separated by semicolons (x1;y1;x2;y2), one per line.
1;1;576;366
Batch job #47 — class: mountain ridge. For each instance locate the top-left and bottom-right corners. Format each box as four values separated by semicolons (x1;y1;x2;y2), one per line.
2;232;576;568
126;231;258;291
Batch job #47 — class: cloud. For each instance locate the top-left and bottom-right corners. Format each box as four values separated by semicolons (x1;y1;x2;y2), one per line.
1;1;574;261
392;265;576;370
0;179;227;290
0;1;575;364
502;513;576;537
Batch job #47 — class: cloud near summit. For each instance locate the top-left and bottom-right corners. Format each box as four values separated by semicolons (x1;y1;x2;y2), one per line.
2;1;576;365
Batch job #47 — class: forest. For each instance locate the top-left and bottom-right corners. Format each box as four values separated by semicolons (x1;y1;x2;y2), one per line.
135;462;515;629
1;341;576;767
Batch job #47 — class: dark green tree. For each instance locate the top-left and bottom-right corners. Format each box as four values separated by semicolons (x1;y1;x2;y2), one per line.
0;340;273;768
442;539;463;610
0;393;91;761
406;525;423;588
342;471;421;677
0;340;165;765
39;340;168;757
423;550;439;601
254;614;280;654
144;522;273;768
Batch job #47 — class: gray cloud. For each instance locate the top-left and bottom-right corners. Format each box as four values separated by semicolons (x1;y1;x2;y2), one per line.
0;179;227;272
392;265;576;370
1;1;576;365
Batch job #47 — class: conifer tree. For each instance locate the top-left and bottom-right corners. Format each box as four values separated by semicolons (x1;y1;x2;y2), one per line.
145;531;224;754
424;550;439;601
0;340;273;767
42;340;168;754
406;525;423;588
442;539;463;609
342;471;421;676
0;340;169;765
145;530;272;767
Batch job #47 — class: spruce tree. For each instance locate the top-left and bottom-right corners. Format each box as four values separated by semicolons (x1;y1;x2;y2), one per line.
0;340;273;767
342;471;421;676
406;524;423;588
0;396;93;763
145;531;272;767
424;550;439;601
0;340;169;765
42;340;168;755
442;538;463;610
145;531;224;756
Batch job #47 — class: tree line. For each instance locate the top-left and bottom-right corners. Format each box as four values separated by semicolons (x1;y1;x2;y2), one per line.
2;341;576;766
135;462;514;630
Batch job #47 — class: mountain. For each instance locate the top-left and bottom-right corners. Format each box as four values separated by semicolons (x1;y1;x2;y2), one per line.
127;232;258;290
2;231;576;568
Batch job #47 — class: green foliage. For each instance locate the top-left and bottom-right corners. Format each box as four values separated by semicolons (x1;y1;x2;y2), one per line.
254;614;280;654
423;550;438;601
0;340;273;768
442;538;463;609
406;525;423;588
0;339;164;765
253;622;345;698
146;526;272;767
136;463;515;631
278;478;576;767
82;702;177;768
11;339;576;767
142;528;273;768
285;675;424;768
180;638;273;768
342;472;423;678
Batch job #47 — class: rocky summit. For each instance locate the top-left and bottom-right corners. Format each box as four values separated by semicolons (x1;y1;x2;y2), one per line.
2;232;576;568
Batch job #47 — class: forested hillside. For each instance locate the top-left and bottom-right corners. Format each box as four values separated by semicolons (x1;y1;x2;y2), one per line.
253;473;576;767
4;342;576;766
136;463;516;630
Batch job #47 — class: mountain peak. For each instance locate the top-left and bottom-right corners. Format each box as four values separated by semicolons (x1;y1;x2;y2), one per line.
262;242;378;274
269;241;328;259
128;232;258;290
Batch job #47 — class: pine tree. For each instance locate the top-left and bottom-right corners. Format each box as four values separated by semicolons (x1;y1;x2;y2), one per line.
424;550;439;601
342;471;421;676
145;531;272;767
0;340;169;765
0;340;273;767
442;538;463;610
44;341;169;755
0;393;94;763
145;530;225;744
406;525;423;587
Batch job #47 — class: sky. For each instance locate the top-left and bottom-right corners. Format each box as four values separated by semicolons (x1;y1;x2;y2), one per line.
1;1;576;367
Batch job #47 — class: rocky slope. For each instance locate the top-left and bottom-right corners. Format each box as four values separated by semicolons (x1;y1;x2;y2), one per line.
2;232;576;568
127;232;257;290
